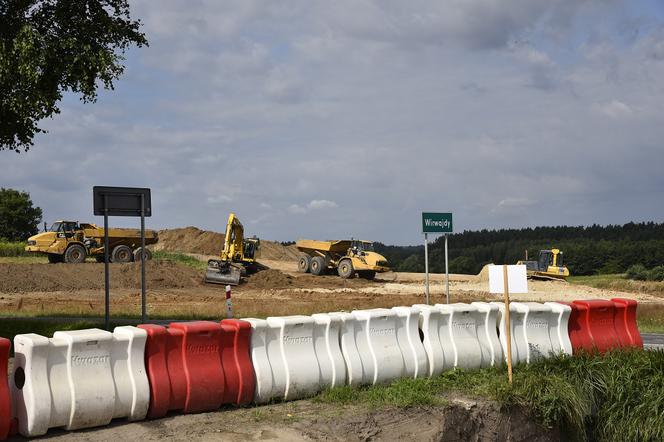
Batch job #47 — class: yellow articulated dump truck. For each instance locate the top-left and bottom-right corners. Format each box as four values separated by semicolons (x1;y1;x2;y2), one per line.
25;220;158;264
295;239;390;280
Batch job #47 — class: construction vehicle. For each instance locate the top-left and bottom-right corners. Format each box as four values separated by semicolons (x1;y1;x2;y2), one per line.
517;248;570;280
25;220;158;264
204;213;260;286
295;239;390;279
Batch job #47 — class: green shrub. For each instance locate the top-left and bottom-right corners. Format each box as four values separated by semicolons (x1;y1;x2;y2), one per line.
0;241;28;257
647;265;664;282
625;264;649;281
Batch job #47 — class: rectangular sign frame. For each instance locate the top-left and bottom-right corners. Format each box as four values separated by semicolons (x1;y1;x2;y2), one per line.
93;186;152;217
422;212;453;234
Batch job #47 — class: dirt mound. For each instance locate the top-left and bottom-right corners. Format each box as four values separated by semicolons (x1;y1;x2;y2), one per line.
477;263;492;282
0;261;203;293
154;226;224;256
245;269;296;289
154;226;299;261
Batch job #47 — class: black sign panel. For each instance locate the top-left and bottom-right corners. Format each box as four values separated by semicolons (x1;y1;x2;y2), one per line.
93;186;152;217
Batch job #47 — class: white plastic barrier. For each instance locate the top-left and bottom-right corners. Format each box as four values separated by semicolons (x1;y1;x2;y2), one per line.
435;304;483;369
12;327;149;437
266;315;321;400
490;302;528;365
470;302;503;367
544;302;573;356
512;302;557;362
243;318;275;404
391;306;428;378
352;309;405;384
311;313;347;389
328;312;364;386
414;304;451;376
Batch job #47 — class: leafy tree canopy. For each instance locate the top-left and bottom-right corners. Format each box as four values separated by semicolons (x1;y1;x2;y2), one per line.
0;188;43;240
0;0;148;152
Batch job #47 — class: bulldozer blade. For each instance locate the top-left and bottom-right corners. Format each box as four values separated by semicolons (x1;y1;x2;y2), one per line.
204;266;241;286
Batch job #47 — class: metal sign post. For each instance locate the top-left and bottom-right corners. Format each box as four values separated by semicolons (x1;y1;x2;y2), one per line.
93;186;152;329
422;212;453;305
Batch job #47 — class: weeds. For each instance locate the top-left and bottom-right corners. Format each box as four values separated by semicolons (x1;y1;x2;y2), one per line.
0;241;29;257
152;250;207;271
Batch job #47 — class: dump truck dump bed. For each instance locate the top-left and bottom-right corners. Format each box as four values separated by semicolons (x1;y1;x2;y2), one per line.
296;239;352;253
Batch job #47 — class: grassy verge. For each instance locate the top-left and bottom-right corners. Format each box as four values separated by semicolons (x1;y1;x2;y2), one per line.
317;350;664;441
0;241;29;257
153;250;207;271
569;274;664;298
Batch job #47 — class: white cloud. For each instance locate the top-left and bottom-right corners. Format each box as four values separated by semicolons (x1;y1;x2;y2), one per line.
594;100;634;119
288;199;339;214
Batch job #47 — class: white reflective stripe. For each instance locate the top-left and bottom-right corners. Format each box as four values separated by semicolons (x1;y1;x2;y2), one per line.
436;304;483;369
312;313;347;389
352;309;405;385
329;312;364;386
391;306;428;378
544;302;573;356
512;302;556;363
266;316;321;400
243;318;275;404
111;326;149;421
471;302;503;367
413;304;450;376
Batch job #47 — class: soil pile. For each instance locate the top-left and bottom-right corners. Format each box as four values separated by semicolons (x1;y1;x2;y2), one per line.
245;269;296;289
0;261;202;293
153;227;224;256
154;226;299;261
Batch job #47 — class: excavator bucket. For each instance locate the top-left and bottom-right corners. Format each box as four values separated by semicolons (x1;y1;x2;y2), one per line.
204;260;242;286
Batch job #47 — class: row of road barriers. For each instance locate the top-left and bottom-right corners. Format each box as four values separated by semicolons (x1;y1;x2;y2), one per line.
0;298;643;438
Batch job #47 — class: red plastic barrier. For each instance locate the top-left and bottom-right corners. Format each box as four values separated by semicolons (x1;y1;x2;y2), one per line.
558;301;594;353
220;319;255;406
139;321;226;417
0;338;11;440
573;300;621;352
611;298;643;348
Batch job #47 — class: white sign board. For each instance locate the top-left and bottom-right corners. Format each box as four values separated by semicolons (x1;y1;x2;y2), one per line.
488;265;528;294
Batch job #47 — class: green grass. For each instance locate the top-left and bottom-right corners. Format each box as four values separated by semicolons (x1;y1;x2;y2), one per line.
316;350;664;442
0;241;29;257
569;274;664;298
153;250;207;271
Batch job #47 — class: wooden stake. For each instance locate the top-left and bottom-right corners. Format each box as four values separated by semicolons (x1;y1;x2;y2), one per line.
503;264;513;385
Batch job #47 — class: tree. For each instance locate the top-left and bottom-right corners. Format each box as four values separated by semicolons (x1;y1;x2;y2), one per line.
0;188;43;240
1;0;148;152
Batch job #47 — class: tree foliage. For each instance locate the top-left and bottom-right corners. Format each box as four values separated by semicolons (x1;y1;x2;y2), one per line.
376;222;664;276
0;0;147;152
0;188;43;241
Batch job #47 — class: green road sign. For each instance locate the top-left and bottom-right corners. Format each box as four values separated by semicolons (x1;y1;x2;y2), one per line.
422;212;453;233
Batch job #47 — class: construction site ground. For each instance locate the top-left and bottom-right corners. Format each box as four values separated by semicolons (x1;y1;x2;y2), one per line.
1;227;662;441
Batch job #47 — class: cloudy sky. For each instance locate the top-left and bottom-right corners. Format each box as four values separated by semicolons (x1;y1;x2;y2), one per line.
3;0;664;244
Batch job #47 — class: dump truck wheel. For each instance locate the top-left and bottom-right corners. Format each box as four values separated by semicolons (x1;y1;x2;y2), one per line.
360;271;376;280
112;245;133;263
64;245;86;264
298;254;311;273
47;254;62;264
338;259;354;279
133;247;152;262
310;256;326;276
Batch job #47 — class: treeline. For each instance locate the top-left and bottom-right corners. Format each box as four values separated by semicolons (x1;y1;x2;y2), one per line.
375;222;664;276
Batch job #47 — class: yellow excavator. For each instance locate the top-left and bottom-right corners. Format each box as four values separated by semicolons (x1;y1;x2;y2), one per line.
517;248;570;281
204;213;260;285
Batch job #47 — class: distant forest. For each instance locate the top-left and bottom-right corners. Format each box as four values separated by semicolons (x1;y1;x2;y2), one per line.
374;222;664;276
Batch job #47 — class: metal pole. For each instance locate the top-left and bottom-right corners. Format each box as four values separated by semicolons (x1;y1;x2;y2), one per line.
445;233;450;304
140;194;146;323
424;233;430;305
103;195;110;331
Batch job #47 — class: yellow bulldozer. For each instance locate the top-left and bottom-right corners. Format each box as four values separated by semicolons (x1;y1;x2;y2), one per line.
517;248;570;280
204;213;260;286
295;239;390;279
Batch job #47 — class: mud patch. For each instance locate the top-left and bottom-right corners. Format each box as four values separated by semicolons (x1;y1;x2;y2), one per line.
0;261;203;293
297;399;559;442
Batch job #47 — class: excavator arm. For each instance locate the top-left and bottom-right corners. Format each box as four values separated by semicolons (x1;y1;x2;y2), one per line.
204;213;259;286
